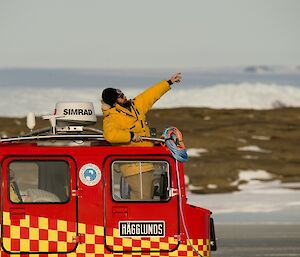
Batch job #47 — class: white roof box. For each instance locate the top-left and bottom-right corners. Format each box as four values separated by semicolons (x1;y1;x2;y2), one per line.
55;102;97;126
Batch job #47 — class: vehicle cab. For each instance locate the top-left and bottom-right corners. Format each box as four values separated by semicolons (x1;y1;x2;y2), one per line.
0;102;216;256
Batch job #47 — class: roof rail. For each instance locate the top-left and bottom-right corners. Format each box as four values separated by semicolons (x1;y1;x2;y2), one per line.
0;132;165;144
0;134;105;143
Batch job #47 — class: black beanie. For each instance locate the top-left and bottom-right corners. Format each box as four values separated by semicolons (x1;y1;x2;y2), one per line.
102;88;122;106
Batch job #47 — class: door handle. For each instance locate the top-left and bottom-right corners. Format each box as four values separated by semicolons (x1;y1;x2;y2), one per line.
10;208;25;221
112;206;128;218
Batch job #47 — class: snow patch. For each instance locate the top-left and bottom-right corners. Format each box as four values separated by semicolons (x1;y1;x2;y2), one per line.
238;169;273;181
251;135;271;140
184;175;190;186
0;131;8;138
207;184;218;189
188;184;204;191
238;145;271;153
238;138;247;143
242;155;259;160
14;119;22;126
187;148;208;157
238;170;275;192
187;181;300;215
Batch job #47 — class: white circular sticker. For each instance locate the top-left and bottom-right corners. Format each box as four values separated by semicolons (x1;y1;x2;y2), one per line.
79;163;101;186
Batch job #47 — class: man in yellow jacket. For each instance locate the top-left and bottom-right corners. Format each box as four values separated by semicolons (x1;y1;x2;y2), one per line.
101;72;182;200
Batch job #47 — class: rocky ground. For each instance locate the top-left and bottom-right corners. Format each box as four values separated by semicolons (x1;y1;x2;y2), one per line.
1;107;300;194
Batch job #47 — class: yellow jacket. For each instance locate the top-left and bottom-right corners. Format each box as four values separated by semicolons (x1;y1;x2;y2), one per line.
119;162;154;177
102;80;171;147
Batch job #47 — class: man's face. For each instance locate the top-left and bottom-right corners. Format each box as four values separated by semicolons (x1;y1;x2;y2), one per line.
116;92;128;106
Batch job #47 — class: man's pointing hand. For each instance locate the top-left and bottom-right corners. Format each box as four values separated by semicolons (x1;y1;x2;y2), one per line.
170;73;182;84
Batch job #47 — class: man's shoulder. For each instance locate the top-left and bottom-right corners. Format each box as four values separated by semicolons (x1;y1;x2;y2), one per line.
102;102;117;117
103;107;118;115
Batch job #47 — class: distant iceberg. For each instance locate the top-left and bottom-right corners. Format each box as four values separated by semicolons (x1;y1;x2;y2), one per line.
244;65;300;74
154;82;300;110
1;82;300;116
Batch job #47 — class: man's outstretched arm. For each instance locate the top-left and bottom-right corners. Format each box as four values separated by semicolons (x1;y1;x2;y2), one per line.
133;73;182;114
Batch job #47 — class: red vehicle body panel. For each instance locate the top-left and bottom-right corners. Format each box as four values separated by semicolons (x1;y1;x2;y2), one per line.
0;142;212;256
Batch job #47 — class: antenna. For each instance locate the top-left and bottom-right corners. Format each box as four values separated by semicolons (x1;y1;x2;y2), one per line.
26;112;36;132
42;114;64;134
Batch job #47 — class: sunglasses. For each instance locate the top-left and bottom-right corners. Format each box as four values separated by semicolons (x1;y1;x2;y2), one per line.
118;93;125;99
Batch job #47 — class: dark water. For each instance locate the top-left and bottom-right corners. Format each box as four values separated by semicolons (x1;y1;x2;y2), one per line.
212;224;300;257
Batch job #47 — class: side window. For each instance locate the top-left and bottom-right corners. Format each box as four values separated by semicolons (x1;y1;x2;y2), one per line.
112;161;169;201
9;160;70;203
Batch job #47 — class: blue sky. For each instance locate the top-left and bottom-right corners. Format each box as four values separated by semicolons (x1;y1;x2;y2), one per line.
0;0;299;69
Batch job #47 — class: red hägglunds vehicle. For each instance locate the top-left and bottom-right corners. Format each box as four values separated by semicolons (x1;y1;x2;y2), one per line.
0;102;216;257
